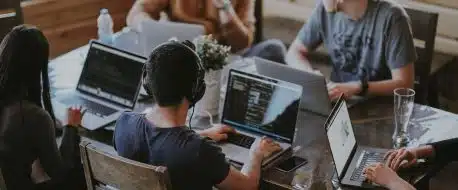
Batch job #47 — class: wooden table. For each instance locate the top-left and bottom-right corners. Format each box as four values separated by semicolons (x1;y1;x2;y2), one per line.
49;45;458;189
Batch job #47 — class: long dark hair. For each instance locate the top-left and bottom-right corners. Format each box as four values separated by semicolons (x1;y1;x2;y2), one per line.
0;25;56;123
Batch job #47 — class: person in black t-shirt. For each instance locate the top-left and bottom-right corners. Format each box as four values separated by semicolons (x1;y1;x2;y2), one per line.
114;40;282;190
0;25;85;190
363;138;458;190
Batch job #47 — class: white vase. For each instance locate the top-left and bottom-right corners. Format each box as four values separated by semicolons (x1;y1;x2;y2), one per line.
195;69;222;116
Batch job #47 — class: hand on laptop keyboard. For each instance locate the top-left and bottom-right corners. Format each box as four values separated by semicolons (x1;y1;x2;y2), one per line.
250;137;282;160
363;163;403;188
199;124;236;142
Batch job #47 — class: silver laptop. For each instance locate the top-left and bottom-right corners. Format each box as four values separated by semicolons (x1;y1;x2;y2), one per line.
219;69;302;166
52;40;146;130
254;57;332;116
325;95;389;188
139;20;204;56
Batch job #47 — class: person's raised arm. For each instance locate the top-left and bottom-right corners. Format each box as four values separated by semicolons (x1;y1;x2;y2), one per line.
285;4;324;71
127;0;168;27
170;0;217;34
213;0;255;52
35;107;82;179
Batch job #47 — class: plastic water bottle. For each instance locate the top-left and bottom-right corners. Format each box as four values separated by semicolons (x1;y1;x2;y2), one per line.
97;8;114;45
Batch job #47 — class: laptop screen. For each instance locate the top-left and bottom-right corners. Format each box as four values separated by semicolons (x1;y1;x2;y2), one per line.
77;41;146;108
326;98;357;178
222;70;302;143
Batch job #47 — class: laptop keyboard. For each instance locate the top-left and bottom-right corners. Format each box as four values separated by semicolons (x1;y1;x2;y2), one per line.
350;151;384;182
227;133;256;149
60;96;117;117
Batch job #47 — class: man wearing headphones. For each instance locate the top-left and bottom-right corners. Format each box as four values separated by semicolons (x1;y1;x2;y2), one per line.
114;40;282;190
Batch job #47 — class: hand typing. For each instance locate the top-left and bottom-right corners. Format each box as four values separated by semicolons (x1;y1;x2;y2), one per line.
200;124;235;142
364;163;403;188
384;148;418;171
250;137;282;160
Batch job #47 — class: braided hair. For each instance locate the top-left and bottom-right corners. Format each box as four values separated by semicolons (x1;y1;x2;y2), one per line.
0;25;56;123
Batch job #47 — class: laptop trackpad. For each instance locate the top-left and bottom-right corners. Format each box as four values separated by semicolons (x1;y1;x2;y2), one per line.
220;143;250;164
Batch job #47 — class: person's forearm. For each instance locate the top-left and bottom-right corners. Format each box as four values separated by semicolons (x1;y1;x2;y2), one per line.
411;145;434;159
219;8;253;52
127;0;162;27
240;154;263;188
366;79;413;96
285;48;313;71
387;178;416;190
428;138;458;163
127;12;154;29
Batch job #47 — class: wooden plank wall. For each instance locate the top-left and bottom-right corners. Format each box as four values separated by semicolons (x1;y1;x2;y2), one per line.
21;0;135;57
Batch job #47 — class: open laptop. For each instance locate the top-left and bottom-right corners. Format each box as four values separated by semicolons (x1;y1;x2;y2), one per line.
52;40;146;130
138;20;204;56
219;69;302;166
325;95;389;188
254;57;332;116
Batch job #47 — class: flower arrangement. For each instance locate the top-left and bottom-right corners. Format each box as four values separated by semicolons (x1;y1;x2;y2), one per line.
194;35;231;71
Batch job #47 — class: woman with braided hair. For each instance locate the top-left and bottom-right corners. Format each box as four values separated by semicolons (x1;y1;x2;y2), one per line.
0;25;85;190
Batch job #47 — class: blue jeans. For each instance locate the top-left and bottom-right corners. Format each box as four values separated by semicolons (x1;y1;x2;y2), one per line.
241;39;287;64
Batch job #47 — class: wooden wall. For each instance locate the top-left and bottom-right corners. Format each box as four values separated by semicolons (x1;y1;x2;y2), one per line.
21;0;135;58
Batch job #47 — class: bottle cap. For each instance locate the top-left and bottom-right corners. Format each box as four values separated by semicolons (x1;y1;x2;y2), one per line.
100;8;108;14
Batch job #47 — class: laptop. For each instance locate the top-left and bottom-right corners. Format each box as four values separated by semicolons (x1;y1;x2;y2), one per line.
254;57;332;116
137;20;205;57
52;40;146;130
325;95;389;188
219;69;302;166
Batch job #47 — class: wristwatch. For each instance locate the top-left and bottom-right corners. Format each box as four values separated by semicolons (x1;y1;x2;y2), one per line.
358;77;369;96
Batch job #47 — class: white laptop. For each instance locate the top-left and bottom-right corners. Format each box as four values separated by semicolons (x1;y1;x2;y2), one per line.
113;20;204;57
325;95;389;188
254;57;332;116
219;69;302;166
52;40;146;130
141;20;204;56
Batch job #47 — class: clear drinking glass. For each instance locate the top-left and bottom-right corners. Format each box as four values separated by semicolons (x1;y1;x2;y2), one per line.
393;88;415;148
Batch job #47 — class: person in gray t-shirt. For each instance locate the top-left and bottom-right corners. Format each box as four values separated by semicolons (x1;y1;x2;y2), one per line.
286;0;417;101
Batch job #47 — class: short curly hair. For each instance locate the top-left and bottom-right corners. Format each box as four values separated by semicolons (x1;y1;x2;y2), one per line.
144;41;200;107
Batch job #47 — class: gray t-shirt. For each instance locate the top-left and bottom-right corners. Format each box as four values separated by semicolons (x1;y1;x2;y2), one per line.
298;0;417;82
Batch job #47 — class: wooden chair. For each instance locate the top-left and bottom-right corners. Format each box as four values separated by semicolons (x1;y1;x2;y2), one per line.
254;0;263;44
0;0;23;41
404;7;438;105
80;141;171;190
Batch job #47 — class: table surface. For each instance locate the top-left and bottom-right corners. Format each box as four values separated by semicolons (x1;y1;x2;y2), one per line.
49;45;458;190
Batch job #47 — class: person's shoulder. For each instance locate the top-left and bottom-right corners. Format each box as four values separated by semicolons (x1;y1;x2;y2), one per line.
7;101;53;125
115;111;144;127
376;0;409;19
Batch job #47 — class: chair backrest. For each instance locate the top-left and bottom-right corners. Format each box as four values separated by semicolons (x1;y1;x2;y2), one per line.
404;7;438;105
80;141;171;190
254;0;263;44
0;0;23;41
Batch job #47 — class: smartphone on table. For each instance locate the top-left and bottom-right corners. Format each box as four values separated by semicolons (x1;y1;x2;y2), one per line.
275;156;308;172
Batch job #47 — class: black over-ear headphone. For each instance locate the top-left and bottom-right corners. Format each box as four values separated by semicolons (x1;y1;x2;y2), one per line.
143;39;206;108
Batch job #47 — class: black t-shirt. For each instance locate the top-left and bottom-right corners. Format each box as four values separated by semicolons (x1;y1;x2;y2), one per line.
0;101;80;190
114;112;230;190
